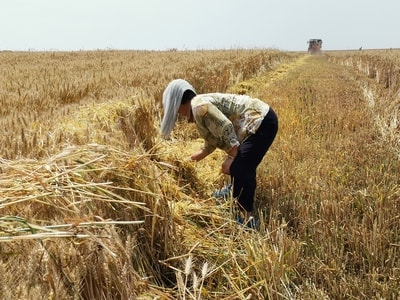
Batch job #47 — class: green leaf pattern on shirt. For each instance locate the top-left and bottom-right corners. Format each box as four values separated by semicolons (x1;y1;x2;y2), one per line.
191;93;270;154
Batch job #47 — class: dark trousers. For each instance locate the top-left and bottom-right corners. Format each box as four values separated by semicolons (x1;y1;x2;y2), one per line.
229;108;278;212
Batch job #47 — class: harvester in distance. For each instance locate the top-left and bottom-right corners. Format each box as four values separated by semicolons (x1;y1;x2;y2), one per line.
307;39;322;54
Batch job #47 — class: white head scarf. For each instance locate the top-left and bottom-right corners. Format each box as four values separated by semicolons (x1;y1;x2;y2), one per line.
160;79;196;138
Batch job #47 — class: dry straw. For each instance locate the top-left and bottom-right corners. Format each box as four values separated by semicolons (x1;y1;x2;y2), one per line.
0;143;179;298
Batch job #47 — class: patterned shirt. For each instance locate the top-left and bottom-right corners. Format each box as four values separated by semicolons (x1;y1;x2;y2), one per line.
191;93;270;154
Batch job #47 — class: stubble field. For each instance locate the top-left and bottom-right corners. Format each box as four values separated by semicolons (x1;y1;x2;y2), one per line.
0;48;399;299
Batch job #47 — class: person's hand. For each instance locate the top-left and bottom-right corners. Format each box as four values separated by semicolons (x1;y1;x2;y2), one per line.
191;148;209;161
221;156;233;175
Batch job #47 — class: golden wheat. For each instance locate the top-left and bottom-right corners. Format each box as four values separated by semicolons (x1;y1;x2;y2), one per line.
0;49;399;299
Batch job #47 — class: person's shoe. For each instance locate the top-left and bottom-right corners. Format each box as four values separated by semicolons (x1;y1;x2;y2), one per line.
212;184;232;200
245;216;257;229
236;216;244;224
236;215;258;230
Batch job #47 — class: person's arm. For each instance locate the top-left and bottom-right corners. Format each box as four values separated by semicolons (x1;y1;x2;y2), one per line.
191;147;209;161
201;103;240;150
191;100;239;161
221;144;239;175
226;145;238;158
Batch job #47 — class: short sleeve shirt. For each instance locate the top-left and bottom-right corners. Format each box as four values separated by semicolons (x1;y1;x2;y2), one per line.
191;93;270;154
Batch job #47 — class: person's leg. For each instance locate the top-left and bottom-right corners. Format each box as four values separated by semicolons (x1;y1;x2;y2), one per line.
230;108;278;214
230;165;256;212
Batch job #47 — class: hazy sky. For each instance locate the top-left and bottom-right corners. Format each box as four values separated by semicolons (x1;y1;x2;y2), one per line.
1;0;399;51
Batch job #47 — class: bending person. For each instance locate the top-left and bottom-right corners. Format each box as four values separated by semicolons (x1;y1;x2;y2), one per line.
161;79;278;225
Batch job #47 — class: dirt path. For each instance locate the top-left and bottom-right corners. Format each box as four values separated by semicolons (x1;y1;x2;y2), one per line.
258;54;399;197
244;54;400;297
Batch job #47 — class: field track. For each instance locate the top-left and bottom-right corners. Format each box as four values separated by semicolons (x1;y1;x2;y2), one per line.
225;53;400;298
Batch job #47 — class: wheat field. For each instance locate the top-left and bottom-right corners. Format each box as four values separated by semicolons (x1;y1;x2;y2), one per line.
0;48;399;299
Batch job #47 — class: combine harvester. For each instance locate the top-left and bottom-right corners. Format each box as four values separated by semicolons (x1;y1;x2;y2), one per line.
307;39;323;54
